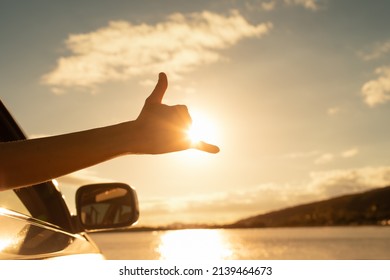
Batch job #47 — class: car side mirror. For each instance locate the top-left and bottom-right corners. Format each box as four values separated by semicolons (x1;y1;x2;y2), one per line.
76;183;139;231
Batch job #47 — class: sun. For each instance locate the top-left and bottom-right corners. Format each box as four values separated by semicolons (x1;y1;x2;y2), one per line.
186;111;217;147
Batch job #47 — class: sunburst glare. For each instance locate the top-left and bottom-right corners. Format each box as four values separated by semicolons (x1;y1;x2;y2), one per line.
187;111;218;147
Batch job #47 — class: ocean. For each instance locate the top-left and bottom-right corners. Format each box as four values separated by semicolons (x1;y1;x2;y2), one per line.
90;226;390;260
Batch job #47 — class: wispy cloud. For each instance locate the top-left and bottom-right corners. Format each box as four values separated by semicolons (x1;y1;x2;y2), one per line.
308;166;390;197
284;150;320;159
57;170;117;215
283;147;358;165
139;183;306;225
261;0;277;11
358;40;390;107
358;40;390;61
41;10;272;93
248;0;322;12
139;165;390;225
327;106;341;116
57;169;112;188
314;148;359;165
314;153;335;165
341;147;359;158
284;0;321;11
361;66;390;107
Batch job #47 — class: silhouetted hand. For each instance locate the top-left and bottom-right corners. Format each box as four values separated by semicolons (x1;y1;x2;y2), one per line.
135;73;219;154
0;72;219;190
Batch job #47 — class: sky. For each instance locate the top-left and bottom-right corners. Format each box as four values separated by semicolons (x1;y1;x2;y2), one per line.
1;0;390;226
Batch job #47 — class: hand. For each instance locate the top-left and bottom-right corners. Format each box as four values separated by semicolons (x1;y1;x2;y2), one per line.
134;73;220;154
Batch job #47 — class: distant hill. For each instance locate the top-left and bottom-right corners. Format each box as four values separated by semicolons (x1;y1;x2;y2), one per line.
230;186;390;228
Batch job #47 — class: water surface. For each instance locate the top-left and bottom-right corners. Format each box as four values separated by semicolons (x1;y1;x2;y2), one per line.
90;226;390;260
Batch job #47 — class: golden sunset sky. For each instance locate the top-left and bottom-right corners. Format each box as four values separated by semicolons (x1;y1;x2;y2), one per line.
1;0;390;226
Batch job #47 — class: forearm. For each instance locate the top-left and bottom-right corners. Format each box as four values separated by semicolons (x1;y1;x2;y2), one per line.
0;73;219;191
0;121;137;190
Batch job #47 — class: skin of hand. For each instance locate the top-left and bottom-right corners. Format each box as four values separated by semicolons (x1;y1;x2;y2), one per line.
0;72;219;190
133;72;220;154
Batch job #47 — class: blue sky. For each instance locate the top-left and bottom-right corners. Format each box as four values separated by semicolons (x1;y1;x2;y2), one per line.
1;0;390;225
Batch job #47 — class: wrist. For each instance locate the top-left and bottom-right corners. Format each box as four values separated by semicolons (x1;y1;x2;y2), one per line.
117;120;145;155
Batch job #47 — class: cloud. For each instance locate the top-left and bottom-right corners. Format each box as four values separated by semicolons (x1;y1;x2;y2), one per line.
308;166;390;198
283;147;359;164
341;147;359;158
314;153;335;165
284;150;320;159
314;148;359;165
284;0;321;10
359;40;390;107
57;170;117;215
247;0;322;12
361;66;390;107
138;165;390;226
41;10;272;93
57;169;114;188
327;106;341;116
139;183;301;225
261;1;277;11
358;40;390;61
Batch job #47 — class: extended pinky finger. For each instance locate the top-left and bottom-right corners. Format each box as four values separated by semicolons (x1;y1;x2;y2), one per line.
193;141;220;154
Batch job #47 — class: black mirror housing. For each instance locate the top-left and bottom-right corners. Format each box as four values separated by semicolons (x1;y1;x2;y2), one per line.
76;183;139;231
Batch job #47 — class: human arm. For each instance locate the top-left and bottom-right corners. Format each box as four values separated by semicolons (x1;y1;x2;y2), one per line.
0;73;219;190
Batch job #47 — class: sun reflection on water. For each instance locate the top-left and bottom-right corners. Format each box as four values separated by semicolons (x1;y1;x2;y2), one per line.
157;229;232;260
